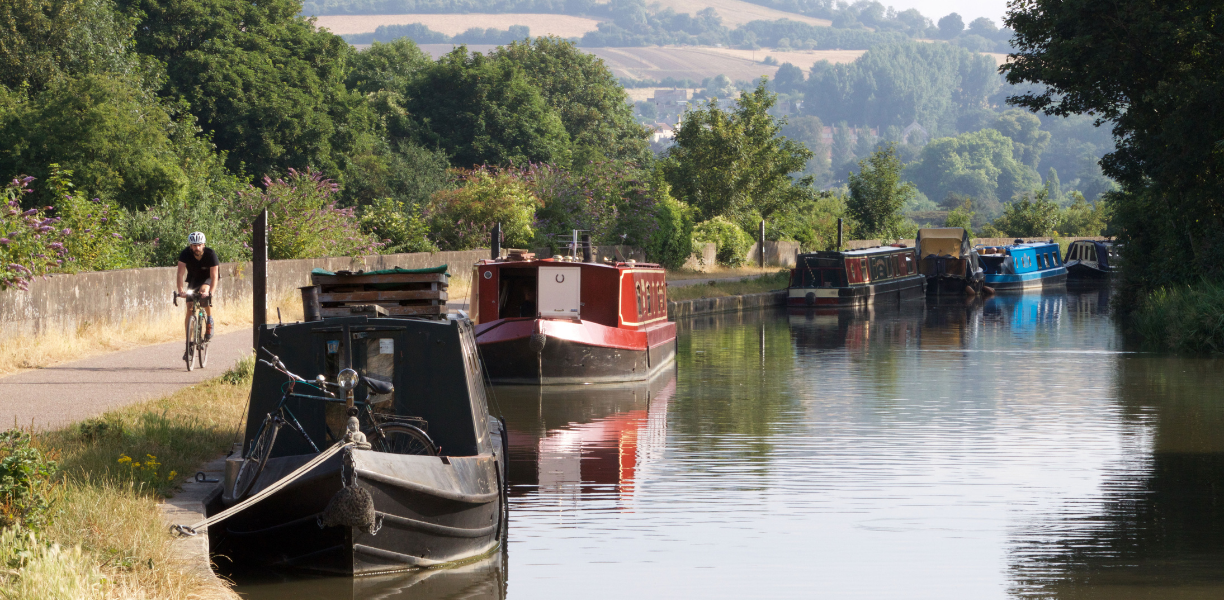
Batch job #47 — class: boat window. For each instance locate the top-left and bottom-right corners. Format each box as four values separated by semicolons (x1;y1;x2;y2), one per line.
1086;245;1097;262
636;282;643;316
497;269;538;319
360;336;396;415
645;283;652;315
1037;254;1046;269
903;254;914;275
658;283;666;312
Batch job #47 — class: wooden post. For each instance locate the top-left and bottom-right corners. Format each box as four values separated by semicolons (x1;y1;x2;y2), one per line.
491;222;501;260
758;219;765;268
581;234;592;263
252;209;267;349
837;218;844;251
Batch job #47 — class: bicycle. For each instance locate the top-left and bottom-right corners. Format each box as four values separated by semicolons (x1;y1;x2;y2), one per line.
173;290;210;371
229;347;437;501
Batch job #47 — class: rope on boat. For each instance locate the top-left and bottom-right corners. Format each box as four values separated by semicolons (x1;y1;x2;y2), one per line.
171;441;354;537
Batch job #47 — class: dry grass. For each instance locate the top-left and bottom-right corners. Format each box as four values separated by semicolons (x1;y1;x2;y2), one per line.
0;292;301;377
666;265;779;281
0;360;254;599
313;13;601;36
587;46;862;83
632;0;831;27
667;270;790;301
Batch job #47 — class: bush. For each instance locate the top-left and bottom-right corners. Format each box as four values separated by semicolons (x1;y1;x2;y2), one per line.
425;167;541;251
359;198;438;254
1130;281;1224;353
989;190;1061;237
945;200;975;238
529;162;624;251
235;169;382;260
1057;192;1111;236
763;189;850;251
639;186;694;269
0;177;68;291
0;430;59;531
693;216;753;266
46;165;131;272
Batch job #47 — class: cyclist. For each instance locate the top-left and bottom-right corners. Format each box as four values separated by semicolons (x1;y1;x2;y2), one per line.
176;232;220;356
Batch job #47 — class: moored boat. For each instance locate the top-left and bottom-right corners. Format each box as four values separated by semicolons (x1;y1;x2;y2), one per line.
205;273;507;576
1064;239;1118;280
787;245;926;307
471;251;676;385
915;228;985;296
976;240;1068;291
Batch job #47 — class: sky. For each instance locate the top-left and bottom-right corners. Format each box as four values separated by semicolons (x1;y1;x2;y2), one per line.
885;0;1011;27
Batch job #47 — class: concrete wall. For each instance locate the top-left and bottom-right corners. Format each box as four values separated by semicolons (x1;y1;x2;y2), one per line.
0;250;488;342
682;243;717;271
746;241;802;267
668;290;787;320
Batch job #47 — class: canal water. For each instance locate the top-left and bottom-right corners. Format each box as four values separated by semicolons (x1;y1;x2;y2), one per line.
234;286;1224;599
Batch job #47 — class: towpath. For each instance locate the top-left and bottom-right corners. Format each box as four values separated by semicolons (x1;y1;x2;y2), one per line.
0;331;251;431
667;273;768;288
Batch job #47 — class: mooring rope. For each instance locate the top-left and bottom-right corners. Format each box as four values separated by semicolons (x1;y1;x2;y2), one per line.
171;441;354;537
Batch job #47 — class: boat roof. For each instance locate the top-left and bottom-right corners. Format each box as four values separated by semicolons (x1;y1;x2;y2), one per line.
975;240;1059;251
799;245;911;260
477;257;660;269
917;227;966;240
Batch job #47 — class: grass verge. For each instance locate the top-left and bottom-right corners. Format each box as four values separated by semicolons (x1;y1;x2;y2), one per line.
1130;280;1224;353
0;355;253;599
667;270;790;302
665;265;779;282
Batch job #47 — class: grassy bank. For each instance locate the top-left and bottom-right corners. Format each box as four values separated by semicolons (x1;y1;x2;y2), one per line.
1130;280;1224;353
668;270;790;302
0;357;253;599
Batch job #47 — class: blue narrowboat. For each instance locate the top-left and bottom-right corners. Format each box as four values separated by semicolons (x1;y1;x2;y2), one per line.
1064;239;1118;280
975;240;1068;291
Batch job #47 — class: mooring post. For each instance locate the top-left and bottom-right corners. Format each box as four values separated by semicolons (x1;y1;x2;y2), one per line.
837;218;844;250
252;209;267;349
758;219;765;268
491;222;501;260
581;233;592;263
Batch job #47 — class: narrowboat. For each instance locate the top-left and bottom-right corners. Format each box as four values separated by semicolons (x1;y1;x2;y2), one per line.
471;251;676;385
915;228;985;296
976;240;1068;291
203;268;507;576
1064;240;1118;280
787;245;926;307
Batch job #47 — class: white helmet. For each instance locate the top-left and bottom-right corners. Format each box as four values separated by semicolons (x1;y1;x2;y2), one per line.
188;231;206;245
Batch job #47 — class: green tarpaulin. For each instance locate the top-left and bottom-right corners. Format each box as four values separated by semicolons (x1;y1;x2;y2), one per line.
311;265;449;276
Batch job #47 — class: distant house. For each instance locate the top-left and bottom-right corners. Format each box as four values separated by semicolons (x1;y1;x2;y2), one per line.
651;89;690;108
901;121;929;145
649;122;675;145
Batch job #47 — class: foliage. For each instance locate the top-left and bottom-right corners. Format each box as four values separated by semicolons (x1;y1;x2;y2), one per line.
693;216;753;267
0;0;144;93
359;197;438;254
1057;192;1110;237
44;166;131;272
1130;281;1224;353
1004;0;1224;310
992;109;1050;170
639;186;694;269
780;115;830;185
905;129;1041;218
988;190;1060;238
0;177;68;291
663;80;812;221
944;199;974;238
235;169;381;260
765;189;849;251
847;144;914;240
0;430;59;531
425;166;540;250
124;186;249;268
345;23;529;45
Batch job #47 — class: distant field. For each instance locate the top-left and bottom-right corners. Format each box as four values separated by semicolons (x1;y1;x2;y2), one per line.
602;0;831;28
313;13;601;37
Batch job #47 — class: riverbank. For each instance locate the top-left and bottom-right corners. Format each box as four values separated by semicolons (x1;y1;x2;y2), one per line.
667;270;789;302
0;359;252;599
1129;280;1224;352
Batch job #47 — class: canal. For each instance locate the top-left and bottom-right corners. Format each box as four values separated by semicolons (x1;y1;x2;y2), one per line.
234;285;1224;599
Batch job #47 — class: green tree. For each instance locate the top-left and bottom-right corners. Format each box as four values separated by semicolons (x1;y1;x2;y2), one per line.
359;197;437;254
780;115;830;184
773;62;805;94
993;109;1051;169
693;216;753;267
424;167;541;250
406;48;572;169
989;190;1060;237
1057;192;1110;236
847;144;915;240
662;80;812;221
830;122;855;177
1044;167;1063;205
0;0;143;93
905;129;1041;219
944;199;975;238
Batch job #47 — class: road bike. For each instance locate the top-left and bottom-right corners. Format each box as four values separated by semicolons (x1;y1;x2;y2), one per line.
173;290;210;371
229;347;437;501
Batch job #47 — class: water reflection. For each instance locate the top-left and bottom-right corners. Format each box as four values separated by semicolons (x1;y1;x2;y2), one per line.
233;550;505;600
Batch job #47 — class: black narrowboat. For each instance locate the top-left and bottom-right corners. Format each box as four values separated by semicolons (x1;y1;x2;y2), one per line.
788;245;926;307
1064;240;1118;280
915;228;985;296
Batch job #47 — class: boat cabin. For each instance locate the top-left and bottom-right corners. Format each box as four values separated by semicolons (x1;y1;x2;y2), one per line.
915;228;984;295
976;241;1068;290
788;245;925;306
1064;240;1117;280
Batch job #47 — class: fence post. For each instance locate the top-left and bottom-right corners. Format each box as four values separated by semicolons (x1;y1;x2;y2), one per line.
581;234;592;263
758;219;765;268
252;209;267;349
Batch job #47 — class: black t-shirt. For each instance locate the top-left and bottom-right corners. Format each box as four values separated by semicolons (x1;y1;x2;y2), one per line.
178;247;220;285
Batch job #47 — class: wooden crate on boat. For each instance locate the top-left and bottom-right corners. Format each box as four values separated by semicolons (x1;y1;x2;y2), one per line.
312;271;448;317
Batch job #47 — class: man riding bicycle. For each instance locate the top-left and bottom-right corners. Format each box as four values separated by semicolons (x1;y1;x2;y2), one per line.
176;232;220;357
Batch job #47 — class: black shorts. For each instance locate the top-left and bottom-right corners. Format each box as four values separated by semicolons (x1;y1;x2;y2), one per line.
186;277;213;290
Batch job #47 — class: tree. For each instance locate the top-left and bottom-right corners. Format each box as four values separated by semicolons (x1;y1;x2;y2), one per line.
773;62;805;94
993;109;1050;169
0;0;141;93
780;115;830;185
945;199;975;238
424;167;541;250
831;122;855;175
937;13;964;39
967;17;999;39
988;190;1060;238
662;80;812;221
1045;168;1063;205
905;129;1041;218
847;144;914;240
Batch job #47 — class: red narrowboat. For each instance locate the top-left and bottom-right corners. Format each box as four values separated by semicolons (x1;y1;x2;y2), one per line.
788;245;926;307
471;252;677;384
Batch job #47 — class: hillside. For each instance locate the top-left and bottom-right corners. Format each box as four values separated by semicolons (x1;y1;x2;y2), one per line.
314;13;601;37
635;0;830;27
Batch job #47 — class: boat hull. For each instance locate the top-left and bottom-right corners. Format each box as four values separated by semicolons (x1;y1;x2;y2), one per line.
925;274;984;296
1065;261;1113;281
210;447;505;576
984;268;1068;291
476;318;676;385
787;275;926;307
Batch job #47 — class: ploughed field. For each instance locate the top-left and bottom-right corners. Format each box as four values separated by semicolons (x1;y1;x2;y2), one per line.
234;286;1224;599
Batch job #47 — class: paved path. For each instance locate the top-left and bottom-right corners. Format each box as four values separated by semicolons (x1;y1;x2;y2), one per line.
0;331;252;431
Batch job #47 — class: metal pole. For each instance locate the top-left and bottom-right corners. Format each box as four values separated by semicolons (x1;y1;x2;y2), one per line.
252;209;267;349
758;219;765;268
491;222;501;260
581;234;592;263
837;218;844;250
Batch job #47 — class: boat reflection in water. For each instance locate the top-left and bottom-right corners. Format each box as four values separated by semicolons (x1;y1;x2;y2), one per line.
495;369;676;505
983;288;1064;333
787;304;925;353
231;547;505;600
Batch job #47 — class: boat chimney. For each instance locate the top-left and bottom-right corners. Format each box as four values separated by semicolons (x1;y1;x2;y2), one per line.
491;222;501;260
300;285;322;322
837;218;844;250
581;233;592;263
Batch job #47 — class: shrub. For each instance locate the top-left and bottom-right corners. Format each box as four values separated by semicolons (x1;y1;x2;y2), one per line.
529;162;623;251
764;189;850;251
638;186;694;269
0;430;59;531
46;165;131;272
0;177;68;291
693;216;753;266
1130;281;1224;353
425;167;541;251
1057;192;1111;236
945;200;975;238
989;190;1061;237
235;169;382;260
359;198;438;254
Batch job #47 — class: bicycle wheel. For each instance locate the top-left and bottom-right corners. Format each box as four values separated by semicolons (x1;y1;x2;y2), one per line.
197;332;209;368
232;418;281;500
373;423;437;456
185;315;197;372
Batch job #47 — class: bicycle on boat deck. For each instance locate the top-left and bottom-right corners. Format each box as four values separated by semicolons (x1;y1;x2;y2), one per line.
229;347;437;501
173;289;210;371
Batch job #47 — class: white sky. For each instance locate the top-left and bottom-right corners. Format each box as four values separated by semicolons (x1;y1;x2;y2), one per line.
886;0;1010;27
